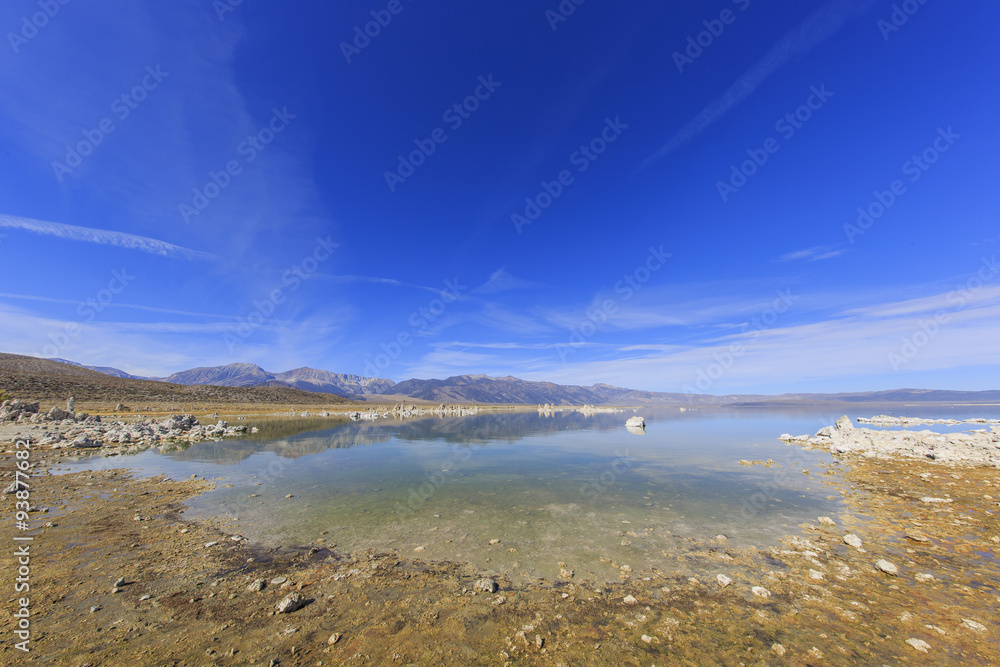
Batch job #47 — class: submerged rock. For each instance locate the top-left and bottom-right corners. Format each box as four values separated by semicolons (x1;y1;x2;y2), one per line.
875;559;898;575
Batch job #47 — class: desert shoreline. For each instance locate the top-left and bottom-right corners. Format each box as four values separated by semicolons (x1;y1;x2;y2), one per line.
2;413;1000;665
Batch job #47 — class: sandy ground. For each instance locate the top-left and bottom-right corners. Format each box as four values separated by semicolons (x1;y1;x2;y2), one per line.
2;434;1000;665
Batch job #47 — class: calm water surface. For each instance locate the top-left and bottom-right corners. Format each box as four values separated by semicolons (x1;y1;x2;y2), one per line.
55;406;1000;583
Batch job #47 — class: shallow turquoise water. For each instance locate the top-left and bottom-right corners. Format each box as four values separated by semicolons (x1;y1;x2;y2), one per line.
56;406;999;583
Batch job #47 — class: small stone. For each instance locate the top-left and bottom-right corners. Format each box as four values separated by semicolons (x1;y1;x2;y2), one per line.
114;577;126;587
284;494;293;499
961;619;987;632
844;534;863;549
270;577;287;585
817;516;836;526
489;539;500;545
641;634;653;644
875;559;898;575
473;578;498;593
920;497;952;504
89;605;101;613
413;545;425;552
327;633;342;645
809;647;825;659
535;634;544;649
559;567;574;579
752;586;771;598
139;595;152;601
204;541;218;548
276;593;306;614
771;643;786;656
808;569;825;580
915;573;935;583
905;638;931;653
716;574;732;587
248;579;266;592
905;532;930;543
622;595;638;605
713;534;728;542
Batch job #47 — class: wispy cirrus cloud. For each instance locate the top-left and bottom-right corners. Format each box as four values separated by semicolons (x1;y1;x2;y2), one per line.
0;291;239;319
0;214;217;261
639;0;876;169
313;273;446;295
776;245;846;262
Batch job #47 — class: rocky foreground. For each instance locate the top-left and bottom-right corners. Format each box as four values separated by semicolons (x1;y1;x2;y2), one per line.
780;415;1000;467
0;399;250;456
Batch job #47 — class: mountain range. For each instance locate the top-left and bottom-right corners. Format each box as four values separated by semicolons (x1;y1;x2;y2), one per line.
36;358;1000;407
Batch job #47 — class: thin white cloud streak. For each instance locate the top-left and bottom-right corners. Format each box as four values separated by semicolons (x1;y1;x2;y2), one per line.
0;292;239;319
842;284;1000;319
313;274;446;295
0;214;217;261
777;245;846;262
639;0;876;169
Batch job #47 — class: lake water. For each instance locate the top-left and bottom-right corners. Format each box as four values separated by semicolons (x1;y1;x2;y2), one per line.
53;406;1000;584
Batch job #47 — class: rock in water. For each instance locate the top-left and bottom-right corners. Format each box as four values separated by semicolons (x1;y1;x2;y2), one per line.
875;559;898;575
275;593;306;613
844;534;863;549
905;638;931;653
625;416;645;428
716;574;732;587
961;619;987;632
751;586;771;598
473;578;498;593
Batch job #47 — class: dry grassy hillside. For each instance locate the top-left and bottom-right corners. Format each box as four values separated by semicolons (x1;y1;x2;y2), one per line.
0;353;352;411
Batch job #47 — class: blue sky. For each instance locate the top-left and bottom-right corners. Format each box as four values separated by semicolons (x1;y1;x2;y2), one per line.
1;0;998;394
